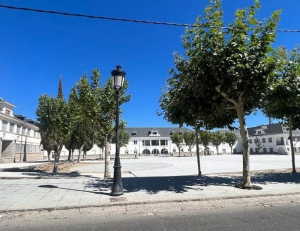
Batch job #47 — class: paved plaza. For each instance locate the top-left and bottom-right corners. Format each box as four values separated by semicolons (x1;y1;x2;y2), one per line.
69;155;296;177
0;155;299;212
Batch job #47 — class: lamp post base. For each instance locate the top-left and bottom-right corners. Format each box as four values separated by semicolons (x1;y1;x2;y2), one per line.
111;165;123;196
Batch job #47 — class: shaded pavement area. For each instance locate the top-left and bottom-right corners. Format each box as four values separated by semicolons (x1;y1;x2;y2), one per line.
0;170;300;212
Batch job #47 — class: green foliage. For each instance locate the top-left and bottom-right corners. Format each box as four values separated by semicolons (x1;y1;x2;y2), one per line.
262;46;300;173
254;136;264;153
199;130;211;150
224;131;238;153
170;131;183;156
211;131;225;155
57;77;64;99
161;0;280;186
36;95;72;168
111;129;130;148
262;46;300;129
183;131;196;154
95;77;131;146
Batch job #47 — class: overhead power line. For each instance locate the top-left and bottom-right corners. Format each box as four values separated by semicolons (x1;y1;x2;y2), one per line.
1;4;300;32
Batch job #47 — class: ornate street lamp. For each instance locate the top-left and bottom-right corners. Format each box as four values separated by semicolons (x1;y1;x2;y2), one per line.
111;65;126;196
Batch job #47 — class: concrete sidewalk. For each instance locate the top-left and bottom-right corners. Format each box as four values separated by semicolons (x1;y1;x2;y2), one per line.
0;170;300;212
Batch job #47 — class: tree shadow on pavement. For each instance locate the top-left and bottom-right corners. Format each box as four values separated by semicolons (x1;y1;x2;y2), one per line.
21;172;93;178
104;172;300;194
39;172;300;195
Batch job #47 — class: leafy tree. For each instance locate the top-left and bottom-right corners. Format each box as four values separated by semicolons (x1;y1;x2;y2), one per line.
168;0;280;187
200;130;212;155
36;95;72;172
254;136;264;154
57;77;64;99
70;73;101;163
112;128;130;149
262;46;300;173
170;131;183;156
40;131;54;162
224;131;238;154
159;56;235;176
183;131;196;156
65;87;81;162
211;131;225;155
97;77;131;178
82;141;94;160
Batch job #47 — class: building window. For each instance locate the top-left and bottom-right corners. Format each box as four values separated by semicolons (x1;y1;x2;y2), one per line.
151;140;159;146
22;128;26;135
134;149;137;154
249;139;252;144
257;131;262;134
250;148;253;153
268;137;272;143
142;140;150;146
27;128;31;136
125;150;129;154
262;138;266;143
132;131;137;135
133;140;137;144
1;120;8;131
263;148;267;153
255;148;259;153
269;148;273;153
9;123;14;133
160;140;168;146
17;125;21;134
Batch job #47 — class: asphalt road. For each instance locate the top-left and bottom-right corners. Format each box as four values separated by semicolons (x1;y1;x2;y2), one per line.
2;200;300;231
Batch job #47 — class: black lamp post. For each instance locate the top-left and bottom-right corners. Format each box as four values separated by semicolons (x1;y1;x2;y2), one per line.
111;65;126;196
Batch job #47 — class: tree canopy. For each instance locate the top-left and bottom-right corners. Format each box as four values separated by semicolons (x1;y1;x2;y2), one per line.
160;0;281;187
36;95;72;172
262;46;300;173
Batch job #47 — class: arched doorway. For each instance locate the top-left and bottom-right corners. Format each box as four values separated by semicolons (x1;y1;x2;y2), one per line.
278;147;286;155
161;148;168;154
142;149;150;154
152;149;159;155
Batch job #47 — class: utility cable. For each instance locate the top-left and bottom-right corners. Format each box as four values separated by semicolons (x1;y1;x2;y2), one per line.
1;4;300;32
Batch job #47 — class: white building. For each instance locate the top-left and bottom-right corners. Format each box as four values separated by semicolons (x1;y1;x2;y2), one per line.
235;123;300;155
0;97;42;163
115;127;235;156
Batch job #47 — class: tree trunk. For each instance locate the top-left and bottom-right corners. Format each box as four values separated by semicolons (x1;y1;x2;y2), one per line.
230;146;233;154
83;151;87;161
195;127;201;176
68;149;71;162
47;150;51;162
71;149;74;162
53;152;59;173
178;146;181;157
53;148;61;173
289;116;297;173
236;104;252;187
104;141;111;178
77;145;84;163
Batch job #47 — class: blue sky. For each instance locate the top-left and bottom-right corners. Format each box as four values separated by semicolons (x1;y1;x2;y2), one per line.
1;0;300;128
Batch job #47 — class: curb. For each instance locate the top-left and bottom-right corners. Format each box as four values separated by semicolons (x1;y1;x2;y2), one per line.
1;191;300;214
